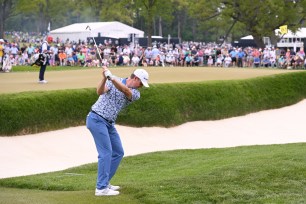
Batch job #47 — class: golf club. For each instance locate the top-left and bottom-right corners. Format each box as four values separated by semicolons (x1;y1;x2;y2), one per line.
86;25;112;79
86;25;103;63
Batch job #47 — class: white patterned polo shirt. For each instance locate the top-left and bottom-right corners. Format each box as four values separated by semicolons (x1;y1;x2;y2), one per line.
91;77;140;122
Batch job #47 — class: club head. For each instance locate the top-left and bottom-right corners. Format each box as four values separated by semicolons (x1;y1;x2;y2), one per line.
86;25;91;31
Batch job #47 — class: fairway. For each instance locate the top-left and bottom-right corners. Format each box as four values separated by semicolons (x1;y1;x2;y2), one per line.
0;67;302;94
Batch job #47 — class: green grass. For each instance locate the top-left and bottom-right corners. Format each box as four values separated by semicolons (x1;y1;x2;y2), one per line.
0;143;305;204
12;65;97;72
0;89;96;135
1;71;306;135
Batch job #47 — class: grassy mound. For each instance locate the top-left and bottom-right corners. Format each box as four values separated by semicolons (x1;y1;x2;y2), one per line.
1;72;306;136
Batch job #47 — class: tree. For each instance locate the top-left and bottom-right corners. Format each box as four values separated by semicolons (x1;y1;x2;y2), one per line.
122;0;174;47
171;0;189;40
189;0;306;47
222;0;305;47
15;0;68;33
0;0;17;39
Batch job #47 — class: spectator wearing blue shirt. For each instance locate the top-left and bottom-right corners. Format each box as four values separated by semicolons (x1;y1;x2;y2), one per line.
229;48;238;67
237;48;245;67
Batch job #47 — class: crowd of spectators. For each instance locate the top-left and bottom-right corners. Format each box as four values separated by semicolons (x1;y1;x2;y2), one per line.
1;31;306;71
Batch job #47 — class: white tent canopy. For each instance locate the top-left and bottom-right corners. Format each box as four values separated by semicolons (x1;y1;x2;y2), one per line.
241;35;254;40
50;21;144;43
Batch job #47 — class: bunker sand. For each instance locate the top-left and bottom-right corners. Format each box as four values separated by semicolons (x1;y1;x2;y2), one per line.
0;99;306;178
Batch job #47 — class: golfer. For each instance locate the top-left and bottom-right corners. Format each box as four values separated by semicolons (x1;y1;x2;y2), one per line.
86;66;149;196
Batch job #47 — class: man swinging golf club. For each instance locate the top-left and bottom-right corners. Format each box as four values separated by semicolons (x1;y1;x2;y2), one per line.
86;66;149;196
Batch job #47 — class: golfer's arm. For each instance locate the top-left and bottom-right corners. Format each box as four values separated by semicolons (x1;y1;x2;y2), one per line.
97;77;108;95
110;78;132;100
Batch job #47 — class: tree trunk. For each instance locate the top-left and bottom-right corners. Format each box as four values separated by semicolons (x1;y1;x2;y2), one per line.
253;35;265;48
0;3;5;39
153;17;156;36
221;20;237;46
192;19;196;41
0;0;14;39
177;19;181;39
158;16;162;37
146;0;156;47
147;19;152;47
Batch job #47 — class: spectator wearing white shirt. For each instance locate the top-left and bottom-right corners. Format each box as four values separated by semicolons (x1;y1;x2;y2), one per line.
215;54;224;67
224;54;232;67
131;54;140;66
10;44;19;59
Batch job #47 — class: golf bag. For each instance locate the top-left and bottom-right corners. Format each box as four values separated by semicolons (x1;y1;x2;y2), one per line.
31;53;46;67
2;53;12;72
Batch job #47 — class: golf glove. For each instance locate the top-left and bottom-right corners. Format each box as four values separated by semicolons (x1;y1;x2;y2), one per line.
104;70;113;80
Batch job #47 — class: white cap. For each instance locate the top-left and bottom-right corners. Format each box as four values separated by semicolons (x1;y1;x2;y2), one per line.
133;69;149;87
0;39;4;43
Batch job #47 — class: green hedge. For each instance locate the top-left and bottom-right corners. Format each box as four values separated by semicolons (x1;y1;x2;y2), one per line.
1;72;306;136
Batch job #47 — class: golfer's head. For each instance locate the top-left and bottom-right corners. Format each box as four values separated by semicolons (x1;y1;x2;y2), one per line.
132;69;149;88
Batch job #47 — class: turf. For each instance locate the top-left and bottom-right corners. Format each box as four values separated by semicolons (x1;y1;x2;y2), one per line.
0;66;302;94
0;144;305;204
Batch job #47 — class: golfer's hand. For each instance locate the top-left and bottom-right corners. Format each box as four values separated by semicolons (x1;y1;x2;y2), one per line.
103;66;113;80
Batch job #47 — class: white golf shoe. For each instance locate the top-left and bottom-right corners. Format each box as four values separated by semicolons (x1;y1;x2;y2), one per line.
95;188;119;196
38;80;48;84
108;184;120;191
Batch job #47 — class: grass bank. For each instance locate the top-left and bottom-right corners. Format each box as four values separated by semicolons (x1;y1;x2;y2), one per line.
0;143;305;203
1;71;306;136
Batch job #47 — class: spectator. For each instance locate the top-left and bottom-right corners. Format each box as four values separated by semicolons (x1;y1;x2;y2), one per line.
10;43;19;59
131;54;140;66
262;57;271;67
72;52;78;66
207;55;213;67
0;39;4;67
215;54;223;67
67;54;75;66
115;53;124;66
229;48;238;67
77;51;85;66
144;47;152;64
237;48;245;67
278;56;285;68
58;50;67;66
122;53;130;66
26;44;35;59
185;53;193;67
193;54;200;66
224;54;232;67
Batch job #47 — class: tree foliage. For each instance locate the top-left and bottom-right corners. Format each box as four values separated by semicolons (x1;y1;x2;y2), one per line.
188;0;306;47
1;0;305;47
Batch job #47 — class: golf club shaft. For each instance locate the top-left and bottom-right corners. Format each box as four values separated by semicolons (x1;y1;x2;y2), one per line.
86;26;103;63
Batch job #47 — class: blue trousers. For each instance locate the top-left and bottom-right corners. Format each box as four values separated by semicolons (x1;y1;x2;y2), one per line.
39;64;47;81
86;112;124;190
